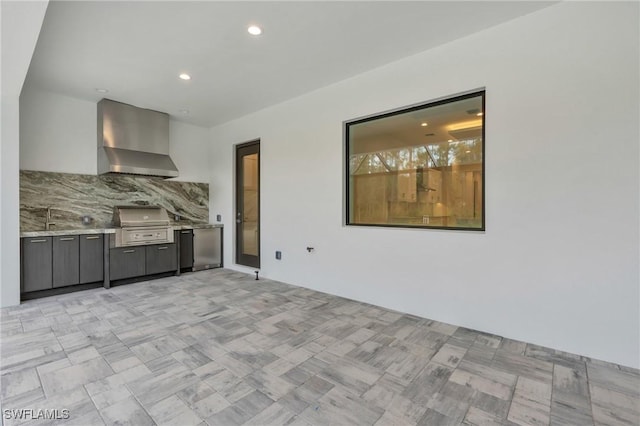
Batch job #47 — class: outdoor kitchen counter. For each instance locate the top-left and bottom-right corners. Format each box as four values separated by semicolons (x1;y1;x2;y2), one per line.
20;224;222;237
172;223;223;230
20;228;116;238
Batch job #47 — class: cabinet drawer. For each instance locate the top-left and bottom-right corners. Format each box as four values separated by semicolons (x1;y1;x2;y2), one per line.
110;247;145;281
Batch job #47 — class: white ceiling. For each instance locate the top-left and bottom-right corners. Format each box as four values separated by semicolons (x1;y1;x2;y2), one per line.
25;1;556;128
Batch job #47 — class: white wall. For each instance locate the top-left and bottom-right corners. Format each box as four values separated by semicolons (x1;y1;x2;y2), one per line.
20;87;97;174
210;2;639;367
20;86;211;183
1;97;21;308
169;120;210;183
1;0;49;308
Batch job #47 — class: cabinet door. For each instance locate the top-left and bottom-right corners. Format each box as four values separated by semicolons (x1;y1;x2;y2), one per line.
146;244;177;275
22;237;53;292
53;236;80;288
110;247;146;281
179;230;193;269
80;234;104;284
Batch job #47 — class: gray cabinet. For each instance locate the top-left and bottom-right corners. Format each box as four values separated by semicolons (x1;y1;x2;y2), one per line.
21;232;106;294
108;242;177;283
179;230;193;270
80;234;104;284
21;237;53;292
110;247;146;280
146;243;177;275
52;236;80;288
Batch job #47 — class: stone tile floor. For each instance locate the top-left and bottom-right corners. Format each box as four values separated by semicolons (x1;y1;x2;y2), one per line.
1;269;638;425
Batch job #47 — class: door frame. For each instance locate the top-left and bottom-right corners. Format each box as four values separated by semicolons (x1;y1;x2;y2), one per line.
235;140;260;268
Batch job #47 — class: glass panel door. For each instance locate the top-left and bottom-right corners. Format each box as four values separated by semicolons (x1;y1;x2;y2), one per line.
236;141;260;268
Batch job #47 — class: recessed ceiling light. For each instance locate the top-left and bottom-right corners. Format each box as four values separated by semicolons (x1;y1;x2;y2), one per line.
448;139;453;143
179;109;190;114
465;150;471;153
95;88;109;94
447;120;482;132
179;73;191;80
421;122;428;127
476;112;484;116
247;25;262;36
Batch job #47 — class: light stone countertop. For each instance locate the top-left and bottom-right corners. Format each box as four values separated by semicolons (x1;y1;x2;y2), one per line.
173;223;223;230
20;228;117;238
20;223;223;238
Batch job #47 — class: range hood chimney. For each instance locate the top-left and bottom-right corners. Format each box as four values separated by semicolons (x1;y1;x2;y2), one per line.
97;99;179;178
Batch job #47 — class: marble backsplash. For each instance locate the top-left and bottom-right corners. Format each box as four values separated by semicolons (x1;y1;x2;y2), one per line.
20;170;209;231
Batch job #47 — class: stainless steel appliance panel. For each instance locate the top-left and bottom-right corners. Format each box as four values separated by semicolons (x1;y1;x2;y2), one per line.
115;227;173;247
193;228;222;271
113;206;171;228
112;206;174;248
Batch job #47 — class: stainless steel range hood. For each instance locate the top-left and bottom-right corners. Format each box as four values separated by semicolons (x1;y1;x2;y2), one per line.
97;99;179;178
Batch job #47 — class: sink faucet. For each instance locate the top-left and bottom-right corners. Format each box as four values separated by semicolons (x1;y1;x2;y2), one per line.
45;207;56;231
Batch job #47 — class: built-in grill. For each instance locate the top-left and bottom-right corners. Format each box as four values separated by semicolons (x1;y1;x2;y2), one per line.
112;206;174;247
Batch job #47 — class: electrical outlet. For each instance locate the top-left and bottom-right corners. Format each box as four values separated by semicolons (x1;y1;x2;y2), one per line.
216;214;222;222
275;251;282;260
